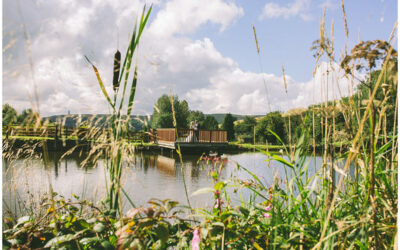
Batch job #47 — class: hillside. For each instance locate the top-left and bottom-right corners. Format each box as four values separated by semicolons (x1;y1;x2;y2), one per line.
206;113;264;124
45;114;150;130
44;113;264;129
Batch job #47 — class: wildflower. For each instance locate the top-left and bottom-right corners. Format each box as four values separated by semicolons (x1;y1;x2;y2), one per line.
192;228;200;250
214;198;224;208
265;205;271;212
264;213;271;218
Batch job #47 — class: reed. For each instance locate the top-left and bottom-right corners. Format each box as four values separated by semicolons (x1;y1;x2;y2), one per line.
84;5;152;215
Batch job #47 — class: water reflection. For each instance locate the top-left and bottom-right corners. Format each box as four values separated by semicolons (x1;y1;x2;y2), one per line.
3;150;336;217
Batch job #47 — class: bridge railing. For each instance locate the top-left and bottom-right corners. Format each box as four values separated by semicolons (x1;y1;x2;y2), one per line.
155;128;227;143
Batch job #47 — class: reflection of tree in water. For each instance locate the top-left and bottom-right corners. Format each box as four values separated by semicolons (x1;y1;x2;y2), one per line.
46;150;101;178
132;152;158;174
190;159;201;179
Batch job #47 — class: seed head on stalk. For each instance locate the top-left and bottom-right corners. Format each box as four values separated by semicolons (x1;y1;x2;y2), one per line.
113;50;121;91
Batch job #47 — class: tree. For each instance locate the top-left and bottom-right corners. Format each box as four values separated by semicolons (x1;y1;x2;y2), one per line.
151;94;190;129
255;112;285;144
17;108;38;125
222;113;236;141
202;115;219;130
188;111;205;127
2;104;18;127
235;116;257;143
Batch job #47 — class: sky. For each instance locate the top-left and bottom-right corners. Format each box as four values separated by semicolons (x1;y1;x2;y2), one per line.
2;0;397;117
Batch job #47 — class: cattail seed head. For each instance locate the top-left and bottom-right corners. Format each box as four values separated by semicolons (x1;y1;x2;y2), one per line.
113;50;121;91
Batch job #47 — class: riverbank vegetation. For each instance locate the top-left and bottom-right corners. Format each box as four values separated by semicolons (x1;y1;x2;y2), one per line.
3;3;397;250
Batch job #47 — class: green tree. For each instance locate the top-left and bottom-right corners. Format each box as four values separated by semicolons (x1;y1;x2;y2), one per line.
2;103;18;127
222;113;236;141
188;110;205;127
17;108;37;125
235;116;257;143
151;94;190;129
202;115;219;130
255;112;285;144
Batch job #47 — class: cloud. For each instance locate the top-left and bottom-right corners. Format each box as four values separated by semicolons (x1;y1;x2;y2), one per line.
184;61;358;114
3;0;244;116
149;0;244;37
3;0;358;119
259;0;312;21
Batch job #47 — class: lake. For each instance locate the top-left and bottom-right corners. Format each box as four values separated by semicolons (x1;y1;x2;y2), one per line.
3;149;329;217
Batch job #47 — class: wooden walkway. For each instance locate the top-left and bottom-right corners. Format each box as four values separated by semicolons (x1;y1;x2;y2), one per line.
155;128;228;149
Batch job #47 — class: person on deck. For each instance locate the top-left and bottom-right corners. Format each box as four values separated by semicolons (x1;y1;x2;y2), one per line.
189;121;195;142
193;120;199;142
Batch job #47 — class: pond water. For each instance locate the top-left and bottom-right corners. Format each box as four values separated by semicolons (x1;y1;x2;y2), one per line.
3;149;332;217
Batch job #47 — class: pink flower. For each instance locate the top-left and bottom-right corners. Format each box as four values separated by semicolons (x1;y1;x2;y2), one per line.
192;228;200;250
265;205;271;212
264;213;271;218
214;198;224;208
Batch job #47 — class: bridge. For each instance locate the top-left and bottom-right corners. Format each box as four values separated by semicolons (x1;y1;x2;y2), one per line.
155;128;228;150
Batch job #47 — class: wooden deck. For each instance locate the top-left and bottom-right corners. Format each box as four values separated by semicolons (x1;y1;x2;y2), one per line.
155;128;228;149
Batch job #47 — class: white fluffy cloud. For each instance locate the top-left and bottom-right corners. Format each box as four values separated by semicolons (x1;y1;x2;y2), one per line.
149;0;243;37
3;0;356;118
259;0;312;21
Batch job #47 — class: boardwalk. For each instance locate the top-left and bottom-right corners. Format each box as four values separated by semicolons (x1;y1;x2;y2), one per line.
155;128;228;149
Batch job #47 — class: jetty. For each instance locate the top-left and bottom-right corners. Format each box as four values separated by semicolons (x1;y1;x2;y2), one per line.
155;128;228;150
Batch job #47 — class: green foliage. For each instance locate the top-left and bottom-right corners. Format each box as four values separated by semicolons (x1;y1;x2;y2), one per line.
202;115;219;130
235;116;256;143
255;111;285;144
2;103;18;127
17;109;37;125
151;94;190;129
188;110;205;126
3;195;116;250
222;113;236;141
85;5;152;214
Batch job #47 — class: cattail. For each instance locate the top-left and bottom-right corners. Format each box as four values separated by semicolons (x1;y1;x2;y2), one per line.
113;50;121;91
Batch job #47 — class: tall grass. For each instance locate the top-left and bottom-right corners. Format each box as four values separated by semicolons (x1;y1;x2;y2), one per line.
2;2;397;249
84;5;152;215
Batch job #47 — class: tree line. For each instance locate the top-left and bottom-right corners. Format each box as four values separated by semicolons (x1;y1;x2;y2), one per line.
4;65;395;147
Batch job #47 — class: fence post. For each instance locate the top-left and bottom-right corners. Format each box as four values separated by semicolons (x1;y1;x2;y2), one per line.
55;124;59;141
209;130;212;143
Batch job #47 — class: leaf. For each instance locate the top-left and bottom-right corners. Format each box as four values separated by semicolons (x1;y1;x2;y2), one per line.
44;234;75;248
16;216;30;226
191;187;214;196
79;236;100;246
101;240;114;250
85;56;114;109
93;223;105;233
272;154;294;168
212;222;225;228
253;242;263;250
239;206;250;218
126;65;138;117
79;220;90;229
154;223;169;243
214;181;225;191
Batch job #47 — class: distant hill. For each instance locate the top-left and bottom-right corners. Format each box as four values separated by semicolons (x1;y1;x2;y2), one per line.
206;114;264;124
44;113;264;129
45;114;151;131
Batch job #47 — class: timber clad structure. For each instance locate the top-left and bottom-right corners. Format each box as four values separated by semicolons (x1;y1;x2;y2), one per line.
155;128;228;149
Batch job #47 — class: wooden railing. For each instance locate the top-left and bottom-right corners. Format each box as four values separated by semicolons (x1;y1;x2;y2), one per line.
155;129;227;143
3;125;150;143
156;129;176;143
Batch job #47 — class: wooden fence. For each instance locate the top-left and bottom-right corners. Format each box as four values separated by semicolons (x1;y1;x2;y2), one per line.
155;128;227;143
3;125;150;142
